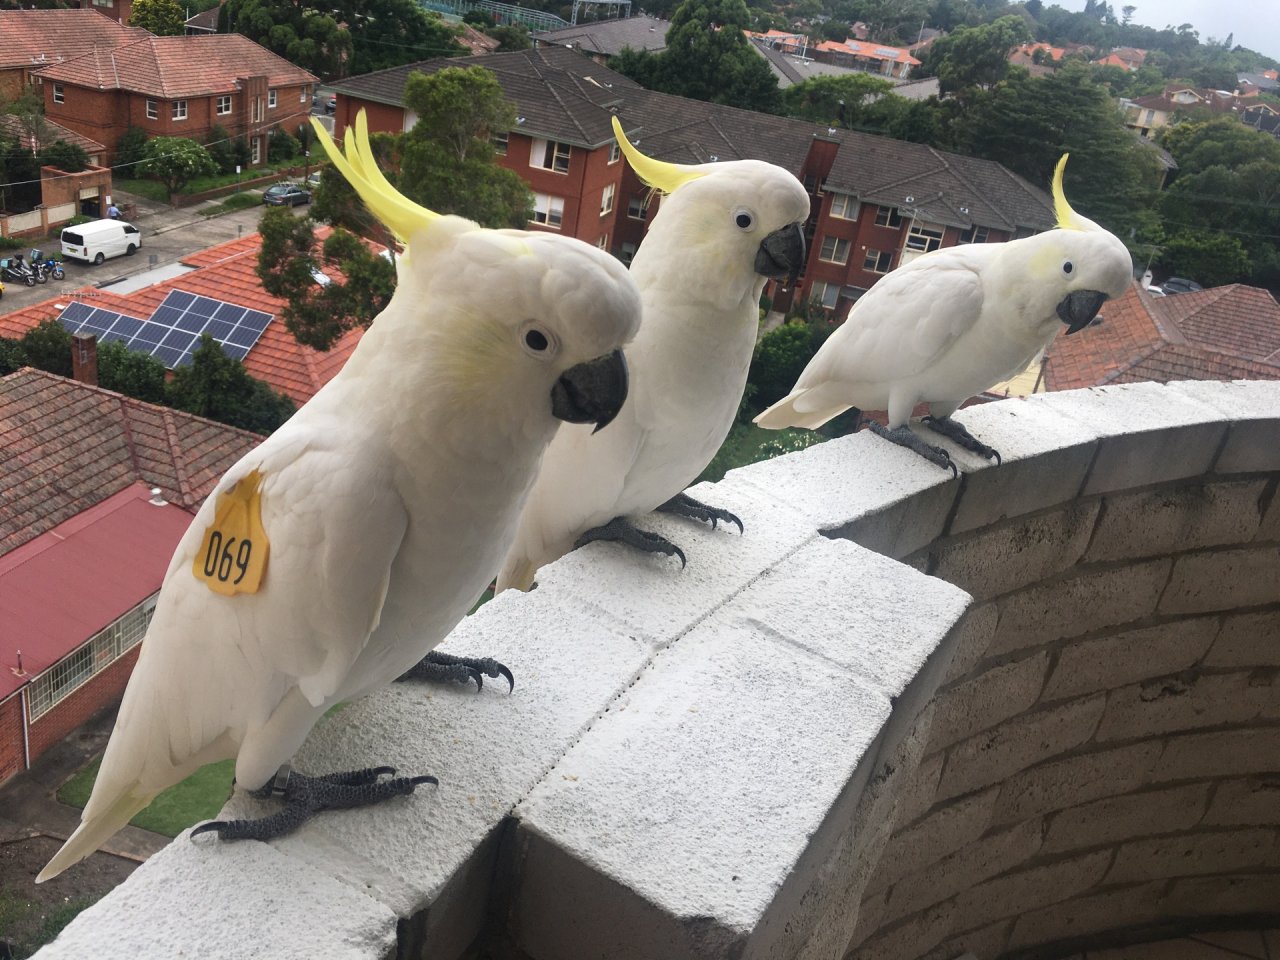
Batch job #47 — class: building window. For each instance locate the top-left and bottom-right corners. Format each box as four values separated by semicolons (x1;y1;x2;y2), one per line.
268;89;277;109
959;224;989;244
532;192;564;228
627;195;647;220
619;241;637;265
216;94;232;115
601;182;615;216
146;99;158;120
818;235;851;264
864;248;893;273
905;221;944;254
492;130;508;155
829;193;857;220
52;83;64;104
1144;108;1155;124
608;142;620;164
874;205;902;228
301;86;309;102
251;136;261;164
531;138;571;173
253;97;264;122
597;234;608;249
811;281;840;309
28;595;156;721
172;100;188;121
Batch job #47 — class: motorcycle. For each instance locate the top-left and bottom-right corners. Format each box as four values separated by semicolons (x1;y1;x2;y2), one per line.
29;248;65;281
0;256;36;287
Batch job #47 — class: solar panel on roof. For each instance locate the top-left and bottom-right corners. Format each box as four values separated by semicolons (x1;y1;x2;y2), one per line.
166;290;195;310
56;302;148;343
59;302;93;325
148;289;274;370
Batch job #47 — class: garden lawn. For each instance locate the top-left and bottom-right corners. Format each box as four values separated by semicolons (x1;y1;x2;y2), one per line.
111;178;169;203
57;757;234;837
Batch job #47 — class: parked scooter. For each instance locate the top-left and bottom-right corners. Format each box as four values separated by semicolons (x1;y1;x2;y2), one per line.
29;248;65;281
0;256;36;287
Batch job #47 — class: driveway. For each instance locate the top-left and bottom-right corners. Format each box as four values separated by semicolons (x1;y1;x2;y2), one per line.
0;189;310;317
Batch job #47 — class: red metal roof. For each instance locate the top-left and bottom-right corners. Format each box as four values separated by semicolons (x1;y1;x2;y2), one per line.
0;484;193;700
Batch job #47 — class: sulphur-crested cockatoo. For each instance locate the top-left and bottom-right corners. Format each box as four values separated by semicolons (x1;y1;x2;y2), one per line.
495;117;809;592
754;155;1132;472
37;111;639;882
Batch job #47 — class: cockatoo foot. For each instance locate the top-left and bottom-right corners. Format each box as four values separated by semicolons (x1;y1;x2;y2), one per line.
574;517;687;568
656;492;744;534
921;416;1002;465
397;651;515;693
191;767;438;842
867;421;958;478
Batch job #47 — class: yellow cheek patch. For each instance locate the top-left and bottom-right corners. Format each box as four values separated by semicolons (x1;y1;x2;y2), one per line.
193;470;269;596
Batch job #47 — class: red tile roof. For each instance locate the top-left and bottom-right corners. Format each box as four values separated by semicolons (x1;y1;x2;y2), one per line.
0;367;261;556
0;114;106;157
0;230;369;405
0;8;148;71
33;33;318;97
1043;282;1280;391
0;483;195;699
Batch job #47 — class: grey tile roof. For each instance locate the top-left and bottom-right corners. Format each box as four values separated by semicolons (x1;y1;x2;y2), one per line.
532;14;670;57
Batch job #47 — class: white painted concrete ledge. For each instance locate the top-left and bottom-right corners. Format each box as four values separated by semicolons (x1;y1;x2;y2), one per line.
33;381;1280;960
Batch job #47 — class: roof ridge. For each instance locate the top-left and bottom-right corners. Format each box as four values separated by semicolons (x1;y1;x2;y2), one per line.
1099;341;1164;385
116;392;145;484
159;405;196;505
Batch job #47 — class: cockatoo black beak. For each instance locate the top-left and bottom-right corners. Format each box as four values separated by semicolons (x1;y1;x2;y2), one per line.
755;222;807;287
1057;289;1108;335
552;348;629;433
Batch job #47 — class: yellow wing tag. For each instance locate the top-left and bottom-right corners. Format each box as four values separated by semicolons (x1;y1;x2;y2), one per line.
192;469;269;596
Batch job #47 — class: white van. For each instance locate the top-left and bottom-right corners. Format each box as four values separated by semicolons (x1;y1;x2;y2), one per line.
60;219;142;265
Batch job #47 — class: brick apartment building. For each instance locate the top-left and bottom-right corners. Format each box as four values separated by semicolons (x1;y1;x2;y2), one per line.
0;369;260;786
11;18;319;165
0;8;147;101
329;46;1056;316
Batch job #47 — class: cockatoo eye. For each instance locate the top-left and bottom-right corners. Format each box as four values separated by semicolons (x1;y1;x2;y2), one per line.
734;209;755;231
520;322;558;359
1063;261;1074;275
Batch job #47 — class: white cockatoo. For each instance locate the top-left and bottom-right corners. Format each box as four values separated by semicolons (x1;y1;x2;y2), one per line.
38;112;640;882
495;117;810;592
754;155;1133;472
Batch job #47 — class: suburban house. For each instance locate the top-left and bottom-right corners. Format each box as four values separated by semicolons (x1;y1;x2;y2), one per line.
533;14;670;63
1042;283;1280;390
75;0;134;25
0;8;146;101
328;46;1056;315
1122;84;1268;139
811;38;919;78
1093;46;1147;71
1008;42;1066;67
0;229;372;405
31;32;319;166
0;368;260;787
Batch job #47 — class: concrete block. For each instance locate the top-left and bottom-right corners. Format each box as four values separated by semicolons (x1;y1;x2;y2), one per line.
846;889;888;951
1165;873;1280;917
1042;619;1218;701
930;502;1100;599
1205;611;1280;668
940;601;1000;684
725;430;957;557
535;477;818;645
937;694;1106;801
990;559;1172;656
217;579;653;942
951;849;1112;922
1086;480;1271;563
920;919;1014;960
846;899;957;960
1105;828;1277;884
1004;881;1169;952
1095;670;1276;741
1029;384;1227;497
1041;783;1212;855
881;819;1042;923
940;397;1102;534
508;543;945;960
1166;380;1280;474
34;829;398;960
869;787;999;892
992;742;1163;824
890;750;945;834
1202;777;1280;826
1260;484;1280;542
1159;546;1280;616
1154;728;1280;782
930;652;1050;752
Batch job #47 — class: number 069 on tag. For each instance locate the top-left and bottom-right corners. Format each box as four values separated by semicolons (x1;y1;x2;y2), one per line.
193;470;270;596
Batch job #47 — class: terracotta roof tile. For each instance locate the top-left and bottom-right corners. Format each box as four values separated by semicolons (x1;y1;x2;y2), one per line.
0;115;106;156
0;9;148;70
0;368;261;554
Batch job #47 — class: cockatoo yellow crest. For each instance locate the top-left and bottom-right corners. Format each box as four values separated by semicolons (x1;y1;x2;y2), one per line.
610;116;706;195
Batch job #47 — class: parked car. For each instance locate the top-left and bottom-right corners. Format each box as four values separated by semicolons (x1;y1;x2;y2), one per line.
305;170;324;189
262;183;312;207
1159;276;1203;295
60;219;141;265
325;96;337;114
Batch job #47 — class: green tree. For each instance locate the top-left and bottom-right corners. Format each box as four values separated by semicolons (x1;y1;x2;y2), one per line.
138;136;219;195
780;73;893;127
1156;231;1252;288
205;124;238;174
914;15;1031;99
614;0;780;113
97;341;169;404
257;207;397;351
38;140;89;174
0;337;27;376
167;335;295;434
747;305;837;411
115;126;150;174
129;0;185;35
486;23;531;52
19;320;73;377
397;67;533;228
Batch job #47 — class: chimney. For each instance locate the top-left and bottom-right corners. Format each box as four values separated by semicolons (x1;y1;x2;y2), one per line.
71;333;98;386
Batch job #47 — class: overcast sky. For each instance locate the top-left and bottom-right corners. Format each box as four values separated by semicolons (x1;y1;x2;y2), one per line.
1056;0;1280;64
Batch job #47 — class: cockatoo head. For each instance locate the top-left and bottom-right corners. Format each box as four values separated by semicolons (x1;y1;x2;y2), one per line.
1013;155;1134;337
312;113;638;433
612;117;810;302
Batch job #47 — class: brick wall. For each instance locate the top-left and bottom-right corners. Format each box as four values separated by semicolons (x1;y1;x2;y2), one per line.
25;645;140;769
0;692;25;784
